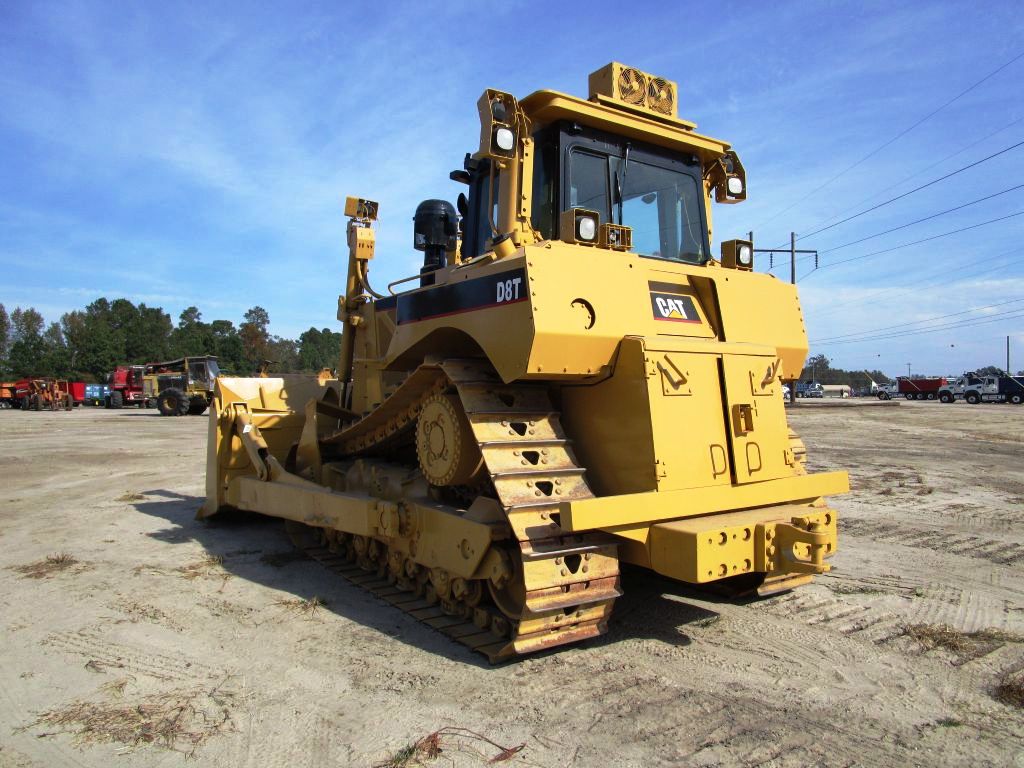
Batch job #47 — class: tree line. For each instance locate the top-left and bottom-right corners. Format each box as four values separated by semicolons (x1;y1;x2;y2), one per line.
799;354;891;389
0;299;341;382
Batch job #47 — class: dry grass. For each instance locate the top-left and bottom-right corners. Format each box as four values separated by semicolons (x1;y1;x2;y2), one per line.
377;733;441;768
375;727;525;767
904;624;1021;663
177;554;226;580
27;681;236;755
14;553;79;579
112;599;175;627
993;669;1024;708
99;676;134;698
116;492;146;502
273;596;327;619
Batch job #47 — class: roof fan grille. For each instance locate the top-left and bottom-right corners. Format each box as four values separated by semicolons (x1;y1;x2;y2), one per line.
646;77;674;115
617;68;647;106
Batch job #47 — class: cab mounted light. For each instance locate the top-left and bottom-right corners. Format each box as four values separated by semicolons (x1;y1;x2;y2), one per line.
560;208;600;246
476;89;519;161
599;223;632;251
721;239;753;271
711;150;747;204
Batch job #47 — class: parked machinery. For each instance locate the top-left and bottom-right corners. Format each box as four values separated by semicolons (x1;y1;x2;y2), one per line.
876;376;947;401
84;383;109;406
13;378;75;411
106;365;152;409
201;64;849;660
0;381;17;408
795;381;824;398
940;371;1024;404
143;356;220;416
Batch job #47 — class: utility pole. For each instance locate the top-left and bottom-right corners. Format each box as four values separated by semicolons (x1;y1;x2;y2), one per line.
790;232;796;285
1008;335;1011;373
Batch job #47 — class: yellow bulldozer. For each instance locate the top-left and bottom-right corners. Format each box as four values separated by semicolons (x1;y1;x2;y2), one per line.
203;63;849;661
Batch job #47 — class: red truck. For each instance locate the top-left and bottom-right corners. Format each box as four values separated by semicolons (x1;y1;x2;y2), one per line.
106;365;151;408
877;376;948;401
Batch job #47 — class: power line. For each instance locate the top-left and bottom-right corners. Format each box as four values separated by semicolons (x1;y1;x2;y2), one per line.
811;297;1024;343
806;209;1024;276
753;48;1024;230
795;140;1024;242
773;185;1024;273
784;114;1024;240
816;184;1024;254
808;247;1024;320
764;138;1024;258
814;309;1024;346
770;184;1024;274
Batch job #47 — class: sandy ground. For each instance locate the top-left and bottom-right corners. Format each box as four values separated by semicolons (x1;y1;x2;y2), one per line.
0;402;1022;767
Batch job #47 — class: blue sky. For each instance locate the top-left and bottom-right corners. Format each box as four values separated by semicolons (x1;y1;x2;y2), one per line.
1;1;1022;376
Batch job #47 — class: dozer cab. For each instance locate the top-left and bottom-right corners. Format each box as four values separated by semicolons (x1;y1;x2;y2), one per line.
144;356;219;416
203;64;849;661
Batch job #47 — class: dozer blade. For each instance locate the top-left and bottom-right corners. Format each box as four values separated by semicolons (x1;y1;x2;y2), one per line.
202;375;338;518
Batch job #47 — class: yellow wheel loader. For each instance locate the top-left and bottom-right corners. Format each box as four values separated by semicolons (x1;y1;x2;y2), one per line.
203;63;848;661
144;356;220;416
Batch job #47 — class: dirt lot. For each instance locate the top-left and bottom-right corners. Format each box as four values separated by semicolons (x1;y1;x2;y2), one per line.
0;402;1022;767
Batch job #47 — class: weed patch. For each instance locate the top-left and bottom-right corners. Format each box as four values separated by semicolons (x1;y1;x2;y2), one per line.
904;624;1021;664
993;669;1024;708
26;680;237;755
375;727;524;767
14;553;80;579
273;596;327;620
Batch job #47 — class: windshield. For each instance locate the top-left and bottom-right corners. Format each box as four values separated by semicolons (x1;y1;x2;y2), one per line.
568;149;707;263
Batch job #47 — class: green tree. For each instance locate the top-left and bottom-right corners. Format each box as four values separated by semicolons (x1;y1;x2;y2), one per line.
240;306;270;368
171;306;214;358
800;353;831;383
126;304;172;362
69;299;126;380
41;322;71;377
0;303;9;376
297;327;341;372
210;319;245;373
7;307;46;376
265;335;298;373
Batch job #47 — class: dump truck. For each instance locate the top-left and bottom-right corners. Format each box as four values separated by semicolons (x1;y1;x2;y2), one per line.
202;63;849;661
876;376;946;400
143;356;219;416
958;372;1024;404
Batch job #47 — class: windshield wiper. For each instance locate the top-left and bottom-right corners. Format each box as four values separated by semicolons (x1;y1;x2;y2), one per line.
616;142;632;225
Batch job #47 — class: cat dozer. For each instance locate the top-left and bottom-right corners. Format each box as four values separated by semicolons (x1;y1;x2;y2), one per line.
203;63;849;661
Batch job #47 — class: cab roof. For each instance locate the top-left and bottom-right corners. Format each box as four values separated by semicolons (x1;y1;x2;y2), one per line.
520;89;731;164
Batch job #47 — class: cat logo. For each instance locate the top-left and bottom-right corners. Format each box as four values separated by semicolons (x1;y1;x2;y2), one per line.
650;291;700;323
